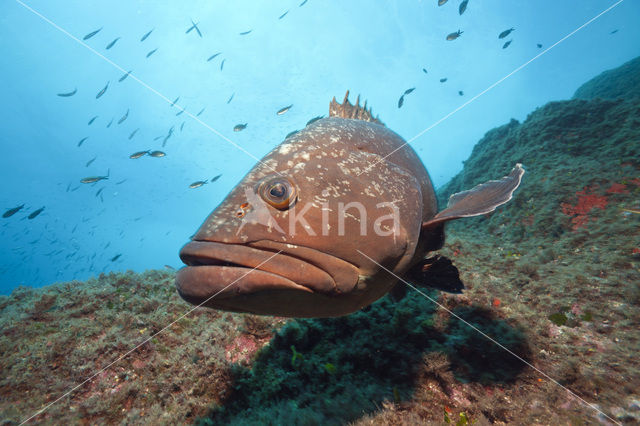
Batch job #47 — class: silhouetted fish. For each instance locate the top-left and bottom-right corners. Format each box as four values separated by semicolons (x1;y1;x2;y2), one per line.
175;91;525;317
211;174;222;182
140;29;153;42
440;77;448;83
130;150;149;159
404;87;415;95
277;105;293;115
171;96;179;107
186;19;202;37
129;128;139;140
83;27;102;40
118;70;132;82
459;0;468;15
57;88;77;97
96;82;109;99
196;107;206;116
422;68;428;74
86;157;96;167
306;115;324;126
111;254;121;262
499;28;514;39
81;170;109;183
149;150;165;157
233;123;247;132
106;37;120;49
77;137;88;147
118;109;129;124
438;0;448;5
239;30;252;35
88;116;98;125
397;95;404;108
299;0;308;6
502;39;512;49
189;181;207;189
220;59;225;71
27;207;45;220
3;204;24;218
146;48;157;58
446;30;463;41
207;52;221;62
227;93;234;104
106;118;113;128
537;43;542;48
458;90;464;96
279;10;289;19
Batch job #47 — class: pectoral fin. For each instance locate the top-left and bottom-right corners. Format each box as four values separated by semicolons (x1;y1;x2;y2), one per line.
393;255;464;300
423;163;524;230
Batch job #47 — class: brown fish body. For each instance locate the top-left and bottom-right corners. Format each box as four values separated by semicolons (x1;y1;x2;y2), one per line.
177;93;524;317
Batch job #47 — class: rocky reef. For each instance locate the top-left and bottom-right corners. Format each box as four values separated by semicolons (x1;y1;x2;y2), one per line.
1;57;639;425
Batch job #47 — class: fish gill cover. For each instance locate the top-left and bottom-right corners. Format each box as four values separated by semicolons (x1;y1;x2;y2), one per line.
1;0;640;425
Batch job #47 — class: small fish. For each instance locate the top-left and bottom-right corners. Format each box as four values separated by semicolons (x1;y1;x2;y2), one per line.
207;52;221;62
95;187;104;197
233;123;247;132
285;130;299;139
440;78;448;83
189;181;208;189
279;10;289;19
458;90;464;96
176;108;185;116
499;28;514;39
227;93;235;104
80;170;109;184
3;204;24;218
422;68;428;74
397;95;404;109
140;28;154;42
277;104;293;115
446;30;463;41
77;136;89;147
88;116;98;125
118;109;129;124
118;70;132;82
116;179;127;185
106;118;113;128
129;150;149;159
306;115;324;126
299;0;308;6
171;96;180;107
211;174;222;182
404;87;415;95
610;29;618;34
57;88;77;97
96;81;109;99
186;19;202;37
83;27;102;40
459;0;468;15
239;30;252;36
196;107;206;116
149;150;165;157
128;128;139;140
86;157;96;167
111;254;121;262
438;0;448;5
502;39;512;49
537;43;542;48
220;59;225;71
165;265;175;270
180;121;185;131
146;48;158;58
153;135;163;141
106;37;120;49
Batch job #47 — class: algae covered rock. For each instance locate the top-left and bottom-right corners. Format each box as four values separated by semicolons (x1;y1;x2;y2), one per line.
573;56;640;100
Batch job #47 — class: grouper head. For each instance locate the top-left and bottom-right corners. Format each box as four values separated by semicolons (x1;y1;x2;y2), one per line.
176;93;525;317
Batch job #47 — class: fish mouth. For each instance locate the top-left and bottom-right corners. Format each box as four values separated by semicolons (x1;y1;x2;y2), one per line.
175;240;360;314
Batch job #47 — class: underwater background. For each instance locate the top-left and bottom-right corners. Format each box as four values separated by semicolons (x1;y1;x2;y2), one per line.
1;0;639;424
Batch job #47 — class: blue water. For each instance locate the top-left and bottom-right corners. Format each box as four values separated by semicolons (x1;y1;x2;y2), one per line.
0;0;638;293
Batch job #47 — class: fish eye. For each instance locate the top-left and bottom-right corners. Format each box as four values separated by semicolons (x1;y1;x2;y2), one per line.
258;175;297;210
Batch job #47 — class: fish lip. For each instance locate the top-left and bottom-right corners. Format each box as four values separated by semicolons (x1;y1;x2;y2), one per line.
176;240;342;305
